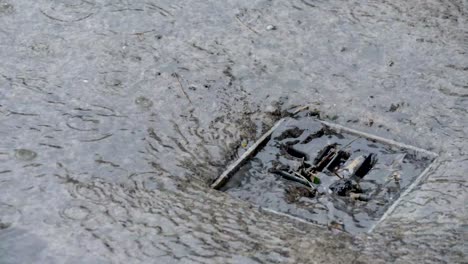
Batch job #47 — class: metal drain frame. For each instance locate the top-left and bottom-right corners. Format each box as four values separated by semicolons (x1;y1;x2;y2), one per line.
211;117;439;233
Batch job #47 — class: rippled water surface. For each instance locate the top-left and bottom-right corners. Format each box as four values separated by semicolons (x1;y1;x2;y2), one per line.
0;0;466;263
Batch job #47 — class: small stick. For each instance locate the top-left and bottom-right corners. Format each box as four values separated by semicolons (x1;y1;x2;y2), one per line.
172;73;192;104
294;171;316;191
326;137;360;169
235;15;260;35
340;137;360;150
333;171;343;179
316;151;335;170
291;104;323;117
272;170;311;189
292;105;311;115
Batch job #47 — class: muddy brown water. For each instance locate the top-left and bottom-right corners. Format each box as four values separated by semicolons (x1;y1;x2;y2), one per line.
0;0;466;263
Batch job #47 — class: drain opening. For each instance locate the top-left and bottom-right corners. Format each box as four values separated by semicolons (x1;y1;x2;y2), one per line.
212;117;437;234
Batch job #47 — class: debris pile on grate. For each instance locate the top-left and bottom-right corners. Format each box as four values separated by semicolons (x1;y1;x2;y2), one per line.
216;117;436;233
270;138;382;201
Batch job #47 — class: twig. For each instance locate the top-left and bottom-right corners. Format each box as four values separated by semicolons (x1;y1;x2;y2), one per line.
272;170;311;188
333;171;343;179
172;73;192;104
326;137;360;168
294;171;316;191
292;105;312;115
340;137;360;150
235;15;260;35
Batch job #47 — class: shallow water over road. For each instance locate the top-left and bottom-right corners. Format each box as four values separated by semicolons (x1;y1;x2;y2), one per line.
0;0;466;263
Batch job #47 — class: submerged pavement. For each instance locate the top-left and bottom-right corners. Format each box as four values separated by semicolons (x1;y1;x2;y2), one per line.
0;0;466;263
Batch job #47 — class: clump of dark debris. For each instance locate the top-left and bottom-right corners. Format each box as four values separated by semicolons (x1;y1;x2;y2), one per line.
271;136;378;200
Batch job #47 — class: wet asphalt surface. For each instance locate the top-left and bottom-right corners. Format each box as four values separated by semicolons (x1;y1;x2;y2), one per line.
0;0;467;263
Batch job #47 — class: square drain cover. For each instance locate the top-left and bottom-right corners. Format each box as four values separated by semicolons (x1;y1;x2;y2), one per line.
212;117;437;234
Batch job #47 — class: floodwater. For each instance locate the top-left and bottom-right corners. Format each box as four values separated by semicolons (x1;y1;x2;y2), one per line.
0;0;466;263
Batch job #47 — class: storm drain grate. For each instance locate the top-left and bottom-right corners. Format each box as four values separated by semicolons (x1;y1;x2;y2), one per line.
212;116;438;234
